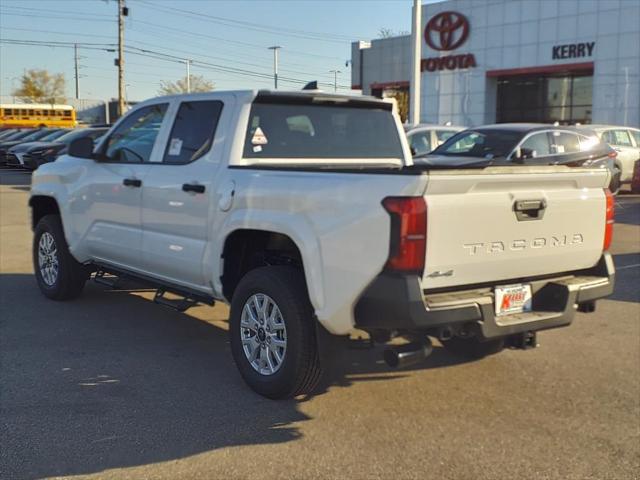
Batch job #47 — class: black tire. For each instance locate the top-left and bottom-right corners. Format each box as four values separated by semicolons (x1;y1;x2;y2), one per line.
33;214;88;300
229;266;323;399
441;336;505;359
610;166;622;195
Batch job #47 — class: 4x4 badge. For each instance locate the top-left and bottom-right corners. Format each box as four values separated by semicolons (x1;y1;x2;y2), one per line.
426;270;454;278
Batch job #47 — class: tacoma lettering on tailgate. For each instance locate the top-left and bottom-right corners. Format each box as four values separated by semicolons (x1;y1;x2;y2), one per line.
463;234;584;255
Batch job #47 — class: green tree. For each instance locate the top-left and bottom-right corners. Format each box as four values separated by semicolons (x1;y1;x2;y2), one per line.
158;74;214;95
13;69;66;104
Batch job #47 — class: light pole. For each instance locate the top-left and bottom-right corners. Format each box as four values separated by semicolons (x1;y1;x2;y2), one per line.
329;69;341;92
268;46;281;89
185;59;192;93
409;0;421;124
124;83;131;110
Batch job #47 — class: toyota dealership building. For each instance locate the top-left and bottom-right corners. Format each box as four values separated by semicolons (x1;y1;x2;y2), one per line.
350;0;640;126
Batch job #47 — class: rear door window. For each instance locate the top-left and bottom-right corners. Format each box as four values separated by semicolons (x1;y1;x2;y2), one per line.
409;131;432;156
612;130;633;146
243;102;403;160
630;129;640;147
520;132;551;157
435;129;457;146
163;100;223;164
550;131;580;154
602;129;632;146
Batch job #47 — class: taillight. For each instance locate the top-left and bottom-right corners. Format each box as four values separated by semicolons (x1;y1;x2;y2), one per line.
603;188;614;251
382;197;427;274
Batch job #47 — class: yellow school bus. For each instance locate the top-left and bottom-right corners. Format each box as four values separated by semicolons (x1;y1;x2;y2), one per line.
0;103;77;128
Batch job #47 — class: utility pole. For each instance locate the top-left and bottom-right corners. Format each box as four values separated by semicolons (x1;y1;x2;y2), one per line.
185;59;191;93
268;46;281;89
74;43;80;99
409;0;422;125
329;69;341;92
117;0;127;117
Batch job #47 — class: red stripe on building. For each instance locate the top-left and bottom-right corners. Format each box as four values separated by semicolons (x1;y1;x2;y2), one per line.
370;81;410;89
486;62;594;77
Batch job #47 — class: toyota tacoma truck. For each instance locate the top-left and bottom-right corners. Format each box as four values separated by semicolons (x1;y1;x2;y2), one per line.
30;90;615;399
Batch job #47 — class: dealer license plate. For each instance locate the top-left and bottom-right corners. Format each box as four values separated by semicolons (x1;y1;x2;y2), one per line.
495;284;532;316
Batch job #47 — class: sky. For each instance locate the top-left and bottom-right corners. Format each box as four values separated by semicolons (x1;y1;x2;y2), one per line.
0;0;432;102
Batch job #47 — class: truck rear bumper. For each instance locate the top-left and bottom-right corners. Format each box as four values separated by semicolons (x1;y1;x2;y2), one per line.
354;253;615;340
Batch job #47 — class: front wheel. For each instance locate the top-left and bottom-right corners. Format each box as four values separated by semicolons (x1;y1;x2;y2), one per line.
33;215;89;300
441;336;505;359
229;266;323;399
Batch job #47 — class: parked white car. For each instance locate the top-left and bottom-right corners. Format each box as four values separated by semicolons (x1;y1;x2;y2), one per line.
404;123;465;156
581;125;640;188
30;90;615;399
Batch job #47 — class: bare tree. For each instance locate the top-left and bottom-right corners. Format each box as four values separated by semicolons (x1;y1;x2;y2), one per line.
158;75;214;95
378;28;410;38
13;69;66;103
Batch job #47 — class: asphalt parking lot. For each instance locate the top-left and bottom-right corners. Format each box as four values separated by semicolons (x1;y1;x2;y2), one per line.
0;167;638;480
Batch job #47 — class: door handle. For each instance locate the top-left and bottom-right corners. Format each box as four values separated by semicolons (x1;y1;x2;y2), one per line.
182;183;205;194
123;178;142;187
513;199;546;221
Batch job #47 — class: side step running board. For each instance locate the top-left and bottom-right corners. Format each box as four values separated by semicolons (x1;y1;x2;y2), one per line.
153;289;199;313
91;264;215;313
94;269;122;289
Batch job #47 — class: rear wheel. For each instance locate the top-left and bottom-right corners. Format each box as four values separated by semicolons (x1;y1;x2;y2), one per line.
441;336;505;359
229;266;323;399
33;215;89;300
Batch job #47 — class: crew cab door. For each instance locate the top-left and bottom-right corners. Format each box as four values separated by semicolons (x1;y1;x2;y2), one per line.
78;103;168;268
140;98;227;290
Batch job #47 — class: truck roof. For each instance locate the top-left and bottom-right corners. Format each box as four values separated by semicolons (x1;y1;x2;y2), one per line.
147;89;390;108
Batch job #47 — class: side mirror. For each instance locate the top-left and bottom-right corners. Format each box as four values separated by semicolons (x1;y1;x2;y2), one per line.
68;137;94;159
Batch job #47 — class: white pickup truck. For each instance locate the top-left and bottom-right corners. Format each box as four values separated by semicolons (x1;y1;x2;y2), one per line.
30;90;615;399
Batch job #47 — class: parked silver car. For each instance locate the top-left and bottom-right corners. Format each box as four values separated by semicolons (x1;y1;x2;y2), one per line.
404;123;465;156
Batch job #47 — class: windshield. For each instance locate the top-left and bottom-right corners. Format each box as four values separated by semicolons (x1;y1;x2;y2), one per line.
243;102;403;161
3;130;35;141
20;129;56;142
56;128;107;145
39;129;69;142
432;129;523;159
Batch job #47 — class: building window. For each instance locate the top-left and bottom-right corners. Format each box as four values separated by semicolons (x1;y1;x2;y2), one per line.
497;72;593;125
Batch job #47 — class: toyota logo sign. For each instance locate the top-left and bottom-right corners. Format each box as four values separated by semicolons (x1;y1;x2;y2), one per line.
424;11;470;51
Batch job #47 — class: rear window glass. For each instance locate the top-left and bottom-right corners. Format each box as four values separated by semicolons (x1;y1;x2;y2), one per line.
243;103;403;160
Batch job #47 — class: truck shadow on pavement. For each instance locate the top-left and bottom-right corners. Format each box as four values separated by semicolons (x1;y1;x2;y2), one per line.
0;273;466;480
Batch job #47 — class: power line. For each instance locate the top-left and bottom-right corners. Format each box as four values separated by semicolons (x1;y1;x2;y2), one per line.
134;0;361;43
0;38;351;89
1;8;348;61
0;12;114;23
127;18;346;61
1;5;113;18
0;25;342;77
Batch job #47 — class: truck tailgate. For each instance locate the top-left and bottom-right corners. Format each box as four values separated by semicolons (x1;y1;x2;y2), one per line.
421;166;609;289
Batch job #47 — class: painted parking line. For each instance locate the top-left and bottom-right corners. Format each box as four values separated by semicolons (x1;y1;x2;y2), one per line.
616;263;640;271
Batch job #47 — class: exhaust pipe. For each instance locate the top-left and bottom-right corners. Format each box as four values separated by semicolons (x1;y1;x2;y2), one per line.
384;338;433;368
